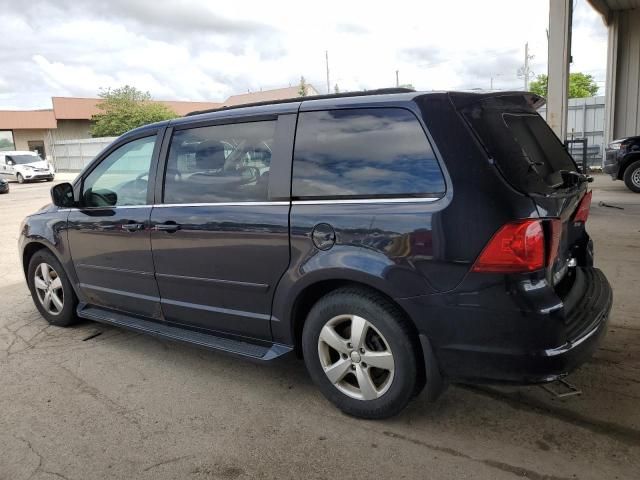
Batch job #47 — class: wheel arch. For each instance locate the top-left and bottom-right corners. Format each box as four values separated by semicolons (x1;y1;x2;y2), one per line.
21;241;81;298
289;278;423;360
618;152;640;179
22;241;49;278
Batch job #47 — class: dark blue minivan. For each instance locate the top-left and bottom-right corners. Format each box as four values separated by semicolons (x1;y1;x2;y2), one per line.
20;89;612;418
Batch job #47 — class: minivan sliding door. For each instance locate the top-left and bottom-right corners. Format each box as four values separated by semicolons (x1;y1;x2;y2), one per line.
150;114;295;340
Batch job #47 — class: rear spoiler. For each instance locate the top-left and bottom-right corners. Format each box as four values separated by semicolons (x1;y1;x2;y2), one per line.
447;91;546;111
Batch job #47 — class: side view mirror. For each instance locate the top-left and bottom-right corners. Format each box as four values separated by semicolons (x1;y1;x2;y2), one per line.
6;159;15;166
51;182;75;208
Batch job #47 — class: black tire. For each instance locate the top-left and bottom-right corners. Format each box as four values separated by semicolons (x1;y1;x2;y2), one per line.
27;249;78;327
623;159;640;193
16;173;24;184
302;287;420;419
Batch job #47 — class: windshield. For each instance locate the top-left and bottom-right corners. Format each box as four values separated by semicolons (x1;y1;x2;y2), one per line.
458;95;578;195
7;154;42;165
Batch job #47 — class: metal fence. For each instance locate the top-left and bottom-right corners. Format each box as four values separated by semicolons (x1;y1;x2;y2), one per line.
539;95;605;168
51;137;116;171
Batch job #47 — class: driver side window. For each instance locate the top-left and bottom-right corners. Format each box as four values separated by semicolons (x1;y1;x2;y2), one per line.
82;135;157;207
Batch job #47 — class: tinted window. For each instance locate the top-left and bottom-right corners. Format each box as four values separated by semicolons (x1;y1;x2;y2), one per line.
163;121;276;204
292;108;445;199
459;95;577;194
82;135;156;207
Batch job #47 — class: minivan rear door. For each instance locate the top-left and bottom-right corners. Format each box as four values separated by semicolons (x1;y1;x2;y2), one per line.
452;93;590;282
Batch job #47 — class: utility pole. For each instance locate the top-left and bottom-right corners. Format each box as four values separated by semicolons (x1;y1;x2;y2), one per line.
395;70;399;87
518;42;535;91
524;42;530;90
325;51;330;94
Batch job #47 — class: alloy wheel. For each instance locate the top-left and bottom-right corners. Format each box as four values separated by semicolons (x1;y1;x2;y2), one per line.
317;314;395;400
34;262;64;315
632;167;640;188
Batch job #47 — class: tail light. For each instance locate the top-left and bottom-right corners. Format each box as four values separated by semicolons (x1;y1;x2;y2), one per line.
573;190;592;224
472;219;545;273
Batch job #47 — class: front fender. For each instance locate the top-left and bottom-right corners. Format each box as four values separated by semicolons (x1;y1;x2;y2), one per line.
19;209;78;294
620;152;640;179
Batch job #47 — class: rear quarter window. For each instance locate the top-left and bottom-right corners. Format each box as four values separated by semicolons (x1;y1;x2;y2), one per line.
292;108;445;200
458;95;577;194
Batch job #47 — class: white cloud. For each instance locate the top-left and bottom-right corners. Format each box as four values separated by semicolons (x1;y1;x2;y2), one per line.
0;0;608;109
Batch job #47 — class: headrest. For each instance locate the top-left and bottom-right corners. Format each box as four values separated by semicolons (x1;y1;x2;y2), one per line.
195;141;226;170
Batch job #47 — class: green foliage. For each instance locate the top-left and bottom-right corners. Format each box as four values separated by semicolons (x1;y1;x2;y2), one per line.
529;74;548;97
569;72;600;98
298;76;308;97
90;85;179;137
529;73;599;99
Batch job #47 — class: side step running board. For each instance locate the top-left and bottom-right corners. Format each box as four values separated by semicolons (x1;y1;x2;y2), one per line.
77;306;292;361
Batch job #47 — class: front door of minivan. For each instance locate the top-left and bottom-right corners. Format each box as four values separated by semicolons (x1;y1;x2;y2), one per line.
67;132;162;319
150;115;294;340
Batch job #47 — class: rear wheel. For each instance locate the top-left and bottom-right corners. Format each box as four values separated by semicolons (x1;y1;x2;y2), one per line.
27;249;78;327
302;287;419;419
16;173;24;184
623;160;640;193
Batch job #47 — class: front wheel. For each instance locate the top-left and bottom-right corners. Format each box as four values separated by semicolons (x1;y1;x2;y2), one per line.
27;249;78;327
16;173;24;184
302;287;420;419
623;160;640;193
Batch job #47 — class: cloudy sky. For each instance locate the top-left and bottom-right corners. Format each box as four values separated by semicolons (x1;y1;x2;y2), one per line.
0;0;608;110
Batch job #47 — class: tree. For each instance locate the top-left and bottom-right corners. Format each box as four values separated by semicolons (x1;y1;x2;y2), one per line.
569;72;600;98
298;76;308;97
90;85;179;137
529;74;548;97
529;73;599;99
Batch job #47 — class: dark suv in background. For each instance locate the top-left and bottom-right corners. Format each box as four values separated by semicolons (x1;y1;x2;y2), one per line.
604;135;640;192
20;89;612;419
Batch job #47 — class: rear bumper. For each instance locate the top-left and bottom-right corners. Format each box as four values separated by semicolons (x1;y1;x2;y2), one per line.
399;267;613;384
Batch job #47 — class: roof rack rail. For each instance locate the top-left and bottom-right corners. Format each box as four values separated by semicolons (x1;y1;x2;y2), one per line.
186;87;416;116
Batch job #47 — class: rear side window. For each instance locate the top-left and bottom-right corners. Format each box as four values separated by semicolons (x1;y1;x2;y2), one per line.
292;108;445;199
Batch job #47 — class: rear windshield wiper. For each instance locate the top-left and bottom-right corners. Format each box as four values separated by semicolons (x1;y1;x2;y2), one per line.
546;170;592;189
559;170;593;187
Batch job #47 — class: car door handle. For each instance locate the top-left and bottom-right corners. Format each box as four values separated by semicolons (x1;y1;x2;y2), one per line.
121;223;145;232
152;222;181;233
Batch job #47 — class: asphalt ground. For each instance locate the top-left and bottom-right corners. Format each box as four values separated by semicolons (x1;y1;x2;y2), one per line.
1;173;638;479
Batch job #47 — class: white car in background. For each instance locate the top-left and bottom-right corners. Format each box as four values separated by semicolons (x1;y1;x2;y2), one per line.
0;150;55;183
